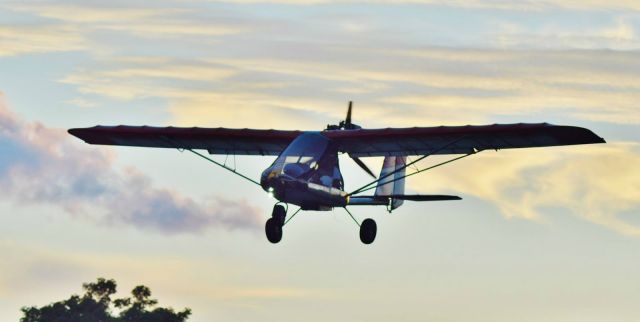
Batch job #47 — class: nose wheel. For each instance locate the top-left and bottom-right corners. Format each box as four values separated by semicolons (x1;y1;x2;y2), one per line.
265;218;283;243
265;204;286;243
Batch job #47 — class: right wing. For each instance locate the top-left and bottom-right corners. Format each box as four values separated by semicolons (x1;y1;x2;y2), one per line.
324;123;605;157
68;125;302;156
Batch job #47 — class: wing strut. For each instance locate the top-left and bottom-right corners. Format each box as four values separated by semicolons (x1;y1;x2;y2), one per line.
159;136;261;186
347;136;469;196
185;149;261;186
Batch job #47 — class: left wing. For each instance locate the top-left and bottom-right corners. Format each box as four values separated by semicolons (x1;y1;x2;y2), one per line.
68;126;302;155
324;123;605;157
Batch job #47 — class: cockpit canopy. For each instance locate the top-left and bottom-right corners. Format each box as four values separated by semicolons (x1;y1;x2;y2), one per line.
271;132;329;177
261;132;344;190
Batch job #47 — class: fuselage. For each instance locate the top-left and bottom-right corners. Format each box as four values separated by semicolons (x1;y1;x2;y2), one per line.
260;132;348;210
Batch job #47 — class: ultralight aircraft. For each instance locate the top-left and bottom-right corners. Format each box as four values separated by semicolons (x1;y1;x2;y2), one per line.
69;103;605;244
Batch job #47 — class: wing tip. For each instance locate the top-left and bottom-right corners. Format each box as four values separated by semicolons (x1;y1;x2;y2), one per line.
67;127;110;145
67;128;83;139
553;125;606;145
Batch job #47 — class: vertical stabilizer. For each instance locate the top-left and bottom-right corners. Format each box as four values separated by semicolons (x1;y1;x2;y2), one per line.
375;156;406;210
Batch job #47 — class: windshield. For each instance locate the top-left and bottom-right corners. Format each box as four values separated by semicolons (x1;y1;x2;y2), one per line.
273;132;329;174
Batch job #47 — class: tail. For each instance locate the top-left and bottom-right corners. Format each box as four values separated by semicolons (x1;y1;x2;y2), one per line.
375;156;406;210
347;155;462;209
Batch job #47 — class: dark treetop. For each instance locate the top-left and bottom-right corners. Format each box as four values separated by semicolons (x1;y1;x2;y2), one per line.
20;278;191;322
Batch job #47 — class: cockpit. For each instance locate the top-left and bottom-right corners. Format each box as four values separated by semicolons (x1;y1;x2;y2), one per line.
273;132;328;176
261;132;343;190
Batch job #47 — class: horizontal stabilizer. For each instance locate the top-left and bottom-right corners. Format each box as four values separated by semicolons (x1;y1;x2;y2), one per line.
348;194;461;206
378;194;461;201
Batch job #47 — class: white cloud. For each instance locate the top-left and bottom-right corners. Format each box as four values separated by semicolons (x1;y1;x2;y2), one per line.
0;25;85;57
6;3;247;38
206;0;640;11
65;98;96;108
58;48;640;126
601;17;636;41
411;143;640;236
5;4;179;23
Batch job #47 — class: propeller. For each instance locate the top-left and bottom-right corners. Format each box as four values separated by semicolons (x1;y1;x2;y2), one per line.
340;101;360;130
351;155;377;179
337;102;376;178
325;102;376;178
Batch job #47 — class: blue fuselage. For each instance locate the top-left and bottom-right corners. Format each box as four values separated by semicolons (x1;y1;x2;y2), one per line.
260;132;348;210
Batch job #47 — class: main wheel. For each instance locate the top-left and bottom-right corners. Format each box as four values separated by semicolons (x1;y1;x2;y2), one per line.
272;204;286;227
359;218;377;244
265;218;283;244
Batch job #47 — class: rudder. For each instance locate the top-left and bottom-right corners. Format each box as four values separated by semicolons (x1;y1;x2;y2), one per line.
375;156;406;210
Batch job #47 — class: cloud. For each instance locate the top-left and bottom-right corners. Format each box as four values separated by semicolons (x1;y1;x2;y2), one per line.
0;25;85;57
0;3;248;57
491;16;639;50
411;143;640;236
0;92;262;233
58;47;640;127
8;4;179;23
202;0;640;11
7;3;247;38
7;0;640;16
97;22;245;38
601;17;636;41
65;98;96;108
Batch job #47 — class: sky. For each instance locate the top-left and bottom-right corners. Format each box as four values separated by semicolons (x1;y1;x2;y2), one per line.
1;0;639;321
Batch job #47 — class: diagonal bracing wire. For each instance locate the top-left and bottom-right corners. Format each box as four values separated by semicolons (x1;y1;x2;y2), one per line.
284;207;302;226
159;135;261;187
348;136;469;196
186;148;261;186
343;207;361;227
353;151;479;195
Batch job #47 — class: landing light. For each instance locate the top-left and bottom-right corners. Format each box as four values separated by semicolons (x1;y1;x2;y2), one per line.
267;187;274;199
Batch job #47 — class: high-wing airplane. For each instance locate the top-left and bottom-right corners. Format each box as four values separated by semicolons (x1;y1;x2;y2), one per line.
69;102;605;244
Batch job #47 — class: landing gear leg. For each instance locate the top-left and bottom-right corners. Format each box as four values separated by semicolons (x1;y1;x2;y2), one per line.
265;204;286;244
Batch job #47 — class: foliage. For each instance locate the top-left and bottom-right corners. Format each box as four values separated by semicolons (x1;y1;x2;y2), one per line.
20;278;191;322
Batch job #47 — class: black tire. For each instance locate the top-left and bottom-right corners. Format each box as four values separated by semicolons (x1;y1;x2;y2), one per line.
272;204;286;227
359;218;377;244
265;218;283;244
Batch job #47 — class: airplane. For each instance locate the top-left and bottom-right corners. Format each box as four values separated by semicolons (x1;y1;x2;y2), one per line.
68;102;605;244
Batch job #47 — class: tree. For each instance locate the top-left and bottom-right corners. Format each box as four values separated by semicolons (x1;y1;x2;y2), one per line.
20;278;191;322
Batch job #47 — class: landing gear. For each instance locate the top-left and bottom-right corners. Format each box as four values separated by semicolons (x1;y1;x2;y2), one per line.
272;204;286;226
344;207;377;245
265;204;286;244
265;218;282;243
265;205;378;244
359;218;377;244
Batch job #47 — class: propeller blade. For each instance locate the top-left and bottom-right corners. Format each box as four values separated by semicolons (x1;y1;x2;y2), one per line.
346;101;353;125
350;155;376;179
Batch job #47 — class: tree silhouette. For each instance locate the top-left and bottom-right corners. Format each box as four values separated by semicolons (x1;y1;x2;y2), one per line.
20;278;191;322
